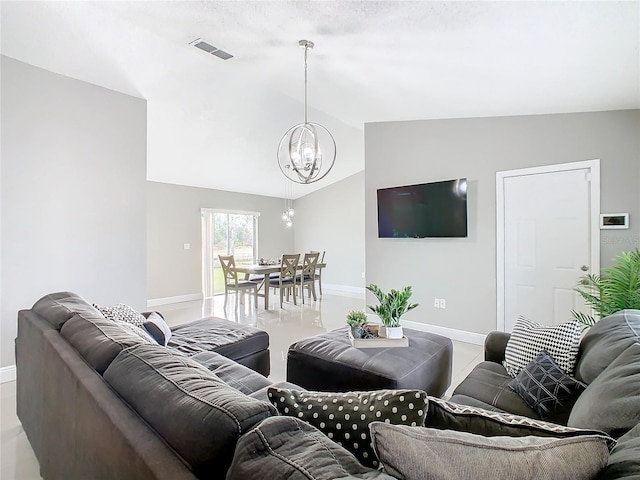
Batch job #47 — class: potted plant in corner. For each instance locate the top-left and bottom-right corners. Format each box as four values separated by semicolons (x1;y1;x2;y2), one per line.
366;284;418;339
346;310;369;338
572;248;640;326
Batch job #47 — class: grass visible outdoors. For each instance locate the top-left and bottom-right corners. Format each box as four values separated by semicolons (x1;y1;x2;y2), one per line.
212;245;255;294
213;267;225;295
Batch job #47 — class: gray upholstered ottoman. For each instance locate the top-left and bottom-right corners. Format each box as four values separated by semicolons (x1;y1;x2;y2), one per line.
287;327;453;396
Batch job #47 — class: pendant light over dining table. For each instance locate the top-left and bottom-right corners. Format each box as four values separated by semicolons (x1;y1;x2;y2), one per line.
277;40;336;184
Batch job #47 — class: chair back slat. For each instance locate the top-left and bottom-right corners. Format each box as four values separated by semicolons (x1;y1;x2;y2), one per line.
280;254;300;280
310;250;326;263
302;252;319;276
218;255;238;286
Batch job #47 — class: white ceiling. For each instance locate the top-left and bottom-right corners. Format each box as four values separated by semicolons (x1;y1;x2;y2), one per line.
2;1;639;199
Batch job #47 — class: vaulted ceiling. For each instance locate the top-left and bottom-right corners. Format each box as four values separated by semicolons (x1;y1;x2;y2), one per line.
2;1;639;198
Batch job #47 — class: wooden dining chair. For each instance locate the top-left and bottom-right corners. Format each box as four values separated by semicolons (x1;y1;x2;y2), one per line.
269;254;300;308
218;255;259;308
310;250;326;296
297;252;320;303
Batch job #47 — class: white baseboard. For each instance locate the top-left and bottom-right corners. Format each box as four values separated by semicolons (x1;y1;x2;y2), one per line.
323;284;366;297
0;365;16;383
147;293;203;308
402;320;486;346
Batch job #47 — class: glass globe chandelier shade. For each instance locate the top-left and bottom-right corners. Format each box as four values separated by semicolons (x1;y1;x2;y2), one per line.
277;40;336;185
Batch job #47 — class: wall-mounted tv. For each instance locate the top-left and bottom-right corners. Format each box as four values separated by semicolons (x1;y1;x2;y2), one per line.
377;178;468;238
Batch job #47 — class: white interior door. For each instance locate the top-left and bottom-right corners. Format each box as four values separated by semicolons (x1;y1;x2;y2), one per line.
497;160;600;331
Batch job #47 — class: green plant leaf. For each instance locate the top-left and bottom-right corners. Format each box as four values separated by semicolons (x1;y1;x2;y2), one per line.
574;248;640;322
366;283;419;326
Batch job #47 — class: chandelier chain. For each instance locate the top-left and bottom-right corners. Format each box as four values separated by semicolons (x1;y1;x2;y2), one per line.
303;43;308;124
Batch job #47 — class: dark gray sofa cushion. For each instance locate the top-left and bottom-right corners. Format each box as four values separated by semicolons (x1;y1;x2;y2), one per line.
568;342;640;438
190;350;271;395
226;416;396;480
598;421;640;479
60;313;153;374
574;309;640;385
32;291;104;330
450;361;540;420
103;344;276;479
169;317;269;360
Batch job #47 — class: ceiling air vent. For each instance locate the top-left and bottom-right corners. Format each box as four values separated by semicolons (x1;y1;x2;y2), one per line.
190;38;233;60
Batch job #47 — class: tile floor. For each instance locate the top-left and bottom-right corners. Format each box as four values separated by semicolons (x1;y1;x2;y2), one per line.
0;289;483;480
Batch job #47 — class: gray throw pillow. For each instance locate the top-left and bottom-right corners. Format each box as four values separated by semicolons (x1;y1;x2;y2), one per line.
508;350;586;420
143;311;172;346
370;422;611;480
503;316;582;377
267;387;428;468
568;342;640;438
426;396;611;441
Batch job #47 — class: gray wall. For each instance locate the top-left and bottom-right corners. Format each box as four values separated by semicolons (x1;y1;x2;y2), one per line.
365;110;640;336
147;181;294;300
1;56;147;368
293;171;365;291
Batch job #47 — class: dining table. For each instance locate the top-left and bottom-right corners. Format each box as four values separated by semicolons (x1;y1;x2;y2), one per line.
233;262;326;310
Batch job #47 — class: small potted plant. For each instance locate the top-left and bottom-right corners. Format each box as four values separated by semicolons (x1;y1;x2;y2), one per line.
346;310;368;338
366;283;418;339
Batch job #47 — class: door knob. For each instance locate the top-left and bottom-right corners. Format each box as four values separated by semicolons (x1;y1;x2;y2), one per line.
581;265;589;272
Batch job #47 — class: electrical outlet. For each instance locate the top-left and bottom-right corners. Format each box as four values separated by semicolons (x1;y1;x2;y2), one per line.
440;299;446;309
183;243;191;250
434;298;440;308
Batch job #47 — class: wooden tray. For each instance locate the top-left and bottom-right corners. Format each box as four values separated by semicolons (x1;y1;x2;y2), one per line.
348;328;409;348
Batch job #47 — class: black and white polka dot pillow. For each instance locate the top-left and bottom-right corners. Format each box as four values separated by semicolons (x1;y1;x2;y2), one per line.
267;387;428;469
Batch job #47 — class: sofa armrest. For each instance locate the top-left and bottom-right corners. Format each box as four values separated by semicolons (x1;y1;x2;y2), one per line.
484;331;511;363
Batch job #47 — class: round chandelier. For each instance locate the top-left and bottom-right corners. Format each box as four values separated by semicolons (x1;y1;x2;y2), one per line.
277;40;336;184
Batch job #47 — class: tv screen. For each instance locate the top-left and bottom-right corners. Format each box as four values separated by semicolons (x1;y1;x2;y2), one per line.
377;178;468;238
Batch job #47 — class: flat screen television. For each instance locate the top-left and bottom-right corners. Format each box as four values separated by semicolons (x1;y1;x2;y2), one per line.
377;178;468;238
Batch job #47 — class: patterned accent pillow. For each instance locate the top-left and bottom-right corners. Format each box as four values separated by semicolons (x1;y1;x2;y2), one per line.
503;316;582;377
426;396;613;445
370;422;611;480
94;303;146;327
508;350;586;419
267;387;428;469
143;312;172;346
116;321;157;344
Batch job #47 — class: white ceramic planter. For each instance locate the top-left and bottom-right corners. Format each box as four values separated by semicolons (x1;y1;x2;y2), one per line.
382;326;403;339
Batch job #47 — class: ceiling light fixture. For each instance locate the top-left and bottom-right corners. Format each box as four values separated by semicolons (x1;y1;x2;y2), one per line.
282;179;295;228
277;40;336;184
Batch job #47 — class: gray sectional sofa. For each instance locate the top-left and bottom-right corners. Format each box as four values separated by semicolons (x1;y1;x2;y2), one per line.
451;310;640;432
15;292;640;479
16;291;298;480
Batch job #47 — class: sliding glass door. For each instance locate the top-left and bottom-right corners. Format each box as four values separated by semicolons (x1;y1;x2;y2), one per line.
202;209;259;297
